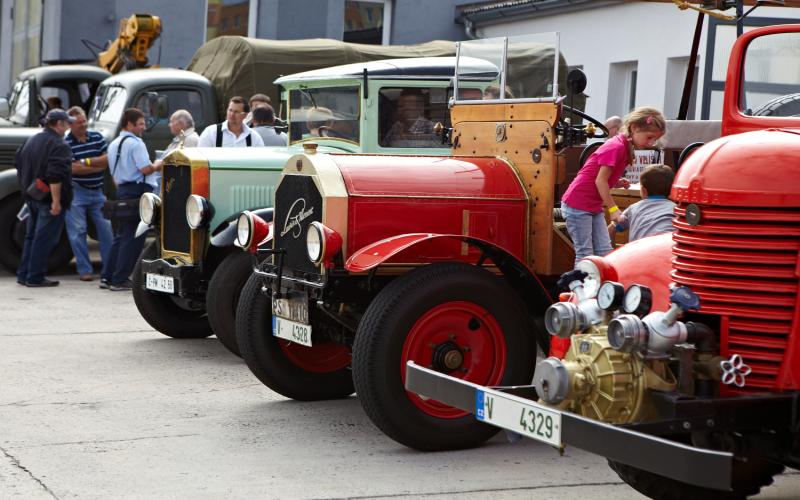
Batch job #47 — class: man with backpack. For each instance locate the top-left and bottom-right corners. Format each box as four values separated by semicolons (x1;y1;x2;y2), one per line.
197;96;265;148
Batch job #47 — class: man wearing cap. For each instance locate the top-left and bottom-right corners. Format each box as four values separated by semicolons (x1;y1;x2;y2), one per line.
15;109;74;287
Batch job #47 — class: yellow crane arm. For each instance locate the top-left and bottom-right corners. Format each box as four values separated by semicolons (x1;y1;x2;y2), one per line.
97;14;162;73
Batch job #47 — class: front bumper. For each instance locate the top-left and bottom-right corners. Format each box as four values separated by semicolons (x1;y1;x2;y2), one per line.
405;361;734;491
140;258;204;298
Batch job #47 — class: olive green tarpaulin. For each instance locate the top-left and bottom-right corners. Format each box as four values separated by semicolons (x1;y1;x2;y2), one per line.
186;36;582;118
187;37;456;117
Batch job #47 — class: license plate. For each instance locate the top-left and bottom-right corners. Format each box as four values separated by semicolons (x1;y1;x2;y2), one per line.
145;273;174;293
476;388;561;447
272;295;309;323
272;316;312;347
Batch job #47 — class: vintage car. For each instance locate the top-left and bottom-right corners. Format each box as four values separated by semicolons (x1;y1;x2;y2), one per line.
404;24;800;499
132;56;499;355
233;33;606;449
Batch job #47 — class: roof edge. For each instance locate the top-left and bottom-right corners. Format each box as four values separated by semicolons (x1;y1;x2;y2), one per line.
457;0;626;27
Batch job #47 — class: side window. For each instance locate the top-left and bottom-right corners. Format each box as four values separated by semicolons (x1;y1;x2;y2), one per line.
742;32;800;117
9;80;31;125
135;89;205;130
39;86;70;111
378;87;447;149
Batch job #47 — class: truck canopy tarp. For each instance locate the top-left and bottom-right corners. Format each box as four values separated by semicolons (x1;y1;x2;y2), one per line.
187;37;455;116
187;36;580;117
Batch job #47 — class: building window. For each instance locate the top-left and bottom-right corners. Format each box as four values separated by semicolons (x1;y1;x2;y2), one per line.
607;61;638;118
206;0;249;41
344;0;392;45
11;0;42;77
664;56;699;120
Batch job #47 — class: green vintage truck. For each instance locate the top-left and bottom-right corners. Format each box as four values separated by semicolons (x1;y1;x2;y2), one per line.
0;37;456;273
132;56;500;356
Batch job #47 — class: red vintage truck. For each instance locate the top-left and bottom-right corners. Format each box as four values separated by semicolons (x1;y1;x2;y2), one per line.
400;23;800;498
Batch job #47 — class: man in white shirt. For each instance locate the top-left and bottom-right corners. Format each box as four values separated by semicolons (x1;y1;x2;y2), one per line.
197;96;265;148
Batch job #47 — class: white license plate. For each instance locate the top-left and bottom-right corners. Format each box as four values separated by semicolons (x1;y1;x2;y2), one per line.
272;316;312;347
145;273;174;293
476;388;561;447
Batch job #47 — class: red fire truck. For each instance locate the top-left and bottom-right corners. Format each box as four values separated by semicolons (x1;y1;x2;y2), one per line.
401;23;800;498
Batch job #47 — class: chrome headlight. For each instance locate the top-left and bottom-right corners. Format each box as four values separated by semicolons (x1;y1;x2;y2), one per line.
139;192;161;225
185;194;210;229
306;222;323;264
236;211;253;249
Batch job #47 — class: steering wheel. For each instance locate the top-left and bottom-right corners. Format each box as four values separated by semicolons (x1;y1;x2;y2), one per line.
561;105;609;139
676;142;704;170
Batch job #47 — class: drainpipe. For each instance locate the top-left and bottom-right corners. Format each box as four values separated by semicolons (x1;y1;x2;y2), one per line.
463;18;476;39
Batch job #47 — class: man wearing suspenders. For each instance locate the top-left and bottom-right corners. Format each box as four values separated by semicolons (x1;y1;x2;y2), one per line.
197;96;265;148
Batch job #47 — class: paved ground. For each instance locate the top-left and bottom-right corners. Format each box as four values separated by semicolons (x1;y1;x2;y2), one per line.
1;268;799;499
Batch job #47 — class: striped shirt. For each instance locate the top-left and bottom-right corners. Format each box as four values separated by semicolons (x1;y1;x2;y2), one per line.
65;130;108;190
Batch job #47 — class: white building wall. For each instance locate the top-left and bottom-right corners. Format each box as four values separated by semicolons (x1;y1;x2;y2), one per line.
478;3;800;121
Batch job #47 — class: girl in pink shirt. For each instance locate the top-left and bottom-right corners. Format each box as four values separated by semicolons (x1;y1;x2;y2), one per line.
561;107;666;265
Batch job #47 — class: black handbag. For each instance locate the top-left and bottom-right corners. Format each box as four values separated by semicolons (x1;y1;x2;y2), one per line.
102;135;141;222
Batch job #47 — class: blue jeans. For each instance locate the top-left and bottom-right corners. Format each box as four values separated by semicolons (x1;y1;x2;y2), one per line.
102;182;152;285
17;200;65;284
561;201;613;267
65;184;113;276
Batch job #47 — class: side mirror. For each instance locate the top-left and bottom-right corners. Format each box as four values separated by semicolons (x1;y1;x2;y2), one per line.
0;97;9;118
566;69;587;95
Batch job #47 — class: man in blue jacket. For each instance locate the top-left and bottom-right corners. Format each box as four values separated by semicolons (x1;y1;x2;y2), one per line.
15;109;74;287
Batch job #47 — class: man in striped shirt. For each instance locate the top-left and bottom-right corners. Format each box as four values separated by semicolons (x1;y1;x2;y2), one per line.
65;106;112;282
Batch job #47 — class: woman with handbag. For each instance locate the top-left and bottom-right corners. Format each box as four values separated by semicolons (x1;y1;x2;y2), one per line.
101;108;162;291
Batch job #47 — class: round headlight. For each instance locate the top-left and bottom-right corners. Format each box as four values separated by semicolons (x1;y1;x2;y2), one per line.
236;212;253;248
139;193;160;225
186;195;209;229
306;222;323;263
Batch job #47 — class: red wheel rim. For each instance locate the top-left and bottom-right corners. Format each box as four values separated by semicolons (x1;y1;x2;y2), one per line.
278;340;351;374
401;301;507;418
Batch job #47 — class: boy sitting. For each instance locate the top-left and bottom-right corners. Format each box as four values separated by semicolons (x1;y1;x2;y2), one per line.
608;164;676;242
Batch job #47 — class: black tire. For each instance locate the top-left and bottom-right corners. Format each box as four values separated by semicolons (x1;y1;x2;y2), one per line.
578;141;602;168
132;242;213;339
0;193;73;273
676;142;705;170
752;92;800;117
352;262;536;451
609;456;784;499
207;251;254;357
235;272;355;401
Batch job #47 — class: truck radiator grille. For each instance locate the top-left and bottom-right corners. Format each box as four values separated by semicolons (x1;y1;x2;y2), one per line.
671;204;800;391
161;163;192;255
0;148;16;168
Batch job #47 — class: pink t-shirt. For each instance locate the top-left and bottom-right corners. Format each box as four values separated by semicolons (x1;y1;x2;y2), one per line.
562;134;631;213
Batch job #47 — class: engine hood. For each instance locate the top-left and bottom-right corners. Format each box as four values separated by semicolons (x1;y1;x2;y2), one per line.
673;129;800;207
604;232;675;312
330;155;527;200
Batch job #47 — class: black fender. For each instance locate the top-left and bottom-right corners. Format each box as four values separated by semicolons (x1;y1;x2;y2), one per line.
209;207;274;248
347;233;553;352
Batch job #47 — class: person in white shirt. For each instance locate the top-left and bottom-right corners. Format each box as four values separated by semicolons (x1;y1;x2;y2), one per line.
197;96;264;148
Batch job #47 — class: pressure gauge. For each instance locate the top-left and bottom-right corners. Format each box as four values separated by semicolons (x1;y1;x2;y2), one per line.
623;284;653;316
597;281;625;311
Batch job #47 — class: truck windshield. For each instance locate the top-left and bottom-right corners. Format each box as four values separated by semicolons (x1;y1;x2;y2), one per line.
454;32;560;103
288;86;360;145
89;85;128;124
742;31;800;117
8;80;30;125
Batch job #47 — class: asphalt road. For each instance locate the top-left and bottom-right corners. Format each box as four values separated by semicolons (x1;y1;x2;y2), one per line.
1;269;799;499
